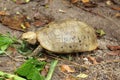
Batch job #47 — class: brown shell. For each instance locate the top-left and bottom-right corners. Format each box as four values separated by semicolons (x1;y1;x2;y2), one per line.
36;19;98;53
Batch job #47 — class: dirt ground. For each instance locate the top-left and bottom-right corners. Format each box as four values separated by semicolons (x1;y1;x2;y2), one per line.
0;0;120;80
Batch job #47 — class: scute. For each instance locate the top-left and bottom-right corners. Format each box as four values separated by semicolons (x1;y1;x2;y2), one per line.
36;19;98;53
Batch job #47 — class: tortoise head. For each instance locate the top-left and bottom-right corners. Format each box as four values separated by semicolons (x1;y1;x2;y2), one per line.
21;31;37;45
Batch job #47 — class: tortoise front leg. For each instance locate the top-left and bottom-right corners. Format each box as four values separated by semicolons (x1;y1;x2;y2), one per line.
29;45;43;56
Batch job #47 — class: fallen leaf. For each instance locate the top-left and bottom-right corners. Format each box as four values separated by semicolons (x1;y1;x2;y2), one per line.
107;45;120;51
76;73;88;78
60;64;75;73
106;0;113;6
114;13;120;18
95;57;104;63
12;0;30;4
82;1;97;8
0;11;9;16
0;14;29;31
110;6;120;11
106;0;120;11
82;0;89;3
20;23;26;29
41;65;49;76
59;9;66;13
24;22;31;28
107;50;120;56
7;46;17;55
33;12;53;27
87;56;98;64
83;57;91;65
65;75;78;80
71;0;79;3
33;21;45;27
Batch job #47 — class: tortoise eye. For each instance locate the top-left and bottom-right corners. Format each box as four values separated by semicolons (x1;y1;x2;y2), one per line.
61;46;63;49
23;38;28;40
69;46;72;48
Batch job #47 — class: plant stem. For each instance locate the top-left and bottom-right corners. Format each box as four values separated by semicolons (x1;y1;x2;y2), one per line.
45;60;58;80
0;71;26;80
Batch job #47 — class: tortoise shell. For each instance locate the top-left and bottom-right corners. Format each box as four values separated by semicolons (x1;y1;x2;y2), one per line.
36;19;98;53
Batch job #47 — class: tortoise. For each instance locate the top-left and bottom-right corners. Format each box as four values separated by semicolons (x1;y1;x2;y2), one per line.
21;19;98;56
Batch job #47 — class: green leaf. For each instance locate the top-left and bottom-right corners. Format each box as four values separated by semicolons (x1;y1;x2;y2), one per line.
0;34;15;53
25;0;30;3
96;29;106;36
76;73;88;78
15;58;46;80
27;68;44;80
0;51;5;54
17;41;32;55
15;59;34;76
0;44;9;51
12;0;16;2
0;35;13;46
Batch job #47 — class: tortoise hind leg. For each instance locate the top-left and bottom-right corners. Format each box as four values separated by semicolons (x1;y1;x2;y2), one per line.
29;45;43;56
